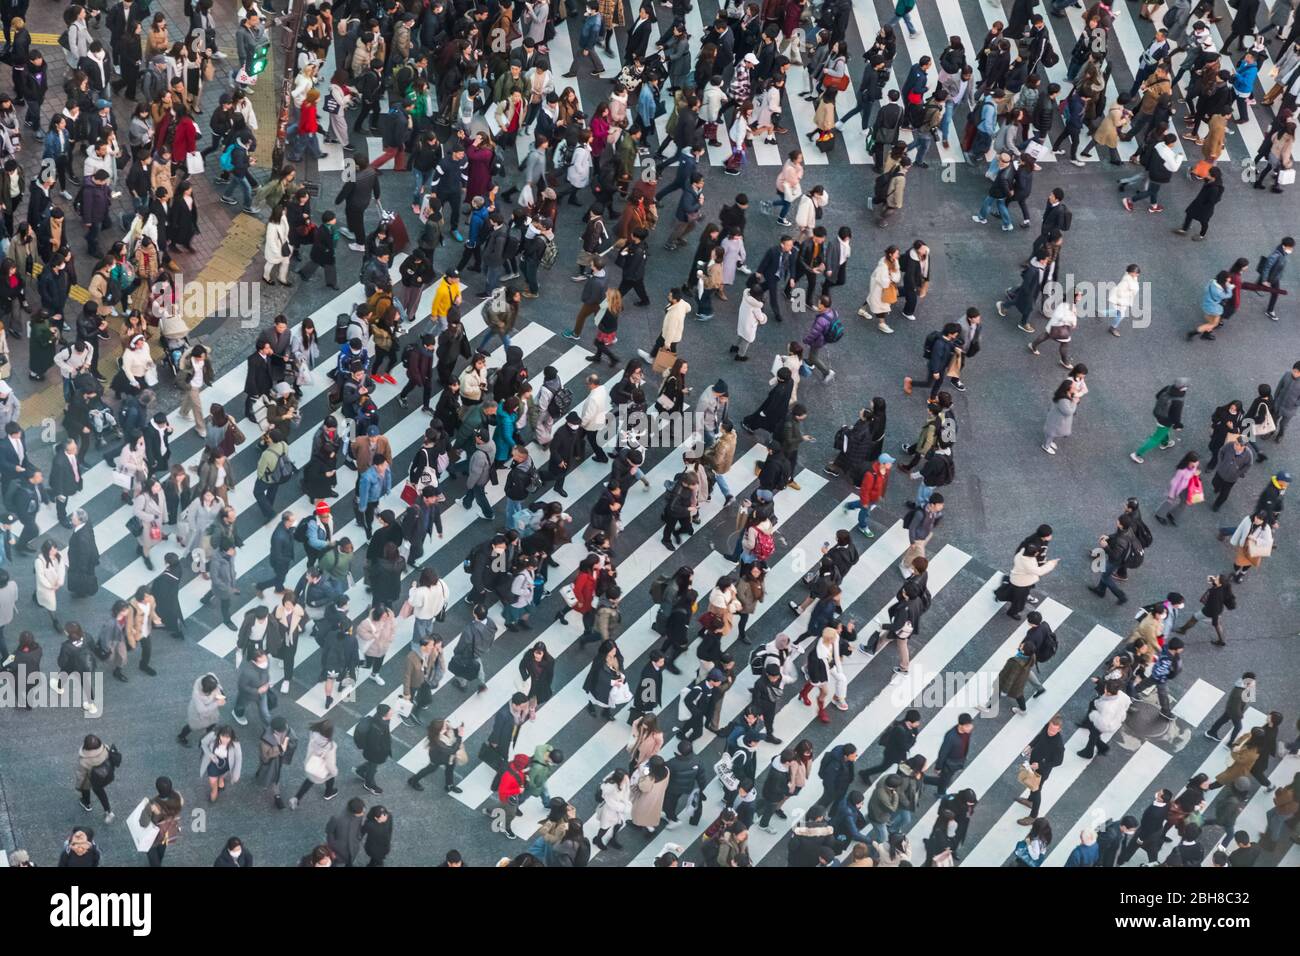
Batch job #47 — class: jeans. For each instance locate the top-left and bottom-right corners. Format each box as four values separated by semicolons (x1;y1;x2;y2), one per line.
979;195;1012;227
253;478;279;519
915;482;937;507
844;496;877;530
234;689;272;727
505;496;527;531
1096;559;1128;602
907;133;933;166
222;175;253;210
479;329;512;354
774;194;792;219
713;472;732;500
412;168;434;204
1129;181;1163;206
886;12;916;33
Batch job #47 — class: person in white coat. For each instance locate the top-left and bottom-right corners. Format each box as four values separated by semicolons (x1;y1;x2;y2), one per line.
791;185;829;242
263;204;293;286
860;248;902;334
199;725;243;802
1106;263;1142;336
732;281;767;359
562;134;593;205
593;767;633;850
178;673;226;746
1078;680;1132;759
579;373;610;463
290;720;339;807
34;540;68;631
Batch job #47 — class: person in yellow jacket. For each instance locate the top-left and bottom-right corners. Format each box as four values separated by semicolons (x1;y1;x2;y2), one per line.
429;270;463;334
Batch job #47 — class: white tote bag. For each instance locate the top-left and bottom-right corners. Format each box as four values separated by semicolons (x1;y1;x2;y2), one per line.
608;679;633;707
127;798;159;853
185;151;205;175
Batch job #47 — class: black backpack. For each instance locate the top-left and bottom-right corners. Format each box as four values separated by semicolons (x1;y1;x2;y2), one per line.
547;385;573;419
1035;627;1059;663
294;517;312;543
922;329;941;358
334;313;351;345
352;717;371;751
649;574;670;604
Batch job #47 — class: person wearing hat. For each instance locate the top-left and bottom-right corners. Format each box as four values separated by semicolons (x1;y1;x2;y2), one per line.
1130;377;1188;463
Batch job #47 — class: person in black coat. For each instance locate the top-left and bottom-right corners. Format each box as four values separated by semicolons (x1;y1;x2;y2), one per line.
363;806;392;866
742;366;794;435
1015;715;1066;824
213;836;253;867
662;739;708;824
48;438;84;528
627;651;665;726
858;710;922;784
818;744;858;808
244;340;276;420
1179;167;1225;239
787;804;842;867
540;413;584;495
151;554;186;639
1096;815;1142;867
166;184;201;252
66;510;101;599
299;210;339;289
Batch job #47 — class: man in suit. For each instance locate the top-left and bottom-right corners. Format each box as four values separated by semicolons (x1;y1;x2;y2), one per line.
757;235;796;323
626;3;654;61
0;422;33;491
49;438;84;528
244;339;276;421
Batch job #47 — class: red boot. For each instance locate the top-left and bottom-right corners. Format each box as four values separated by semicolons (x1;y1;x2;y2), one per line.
817;703;831;724
798;682;813;706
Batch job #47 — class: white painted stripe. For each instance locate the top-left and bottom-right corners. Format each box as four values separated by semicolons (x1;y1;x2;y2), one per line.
1281;844;1300;867
624;538;972;868
453;468;826;807
745;567;1005;865
1208;752;1300;866
785;57;831;166
398;442;771;771
192;330;578;661
541;474;836;801
1173;677;1227;727
1044;740;1173;866
891;0;965;164
549;13;587;113
907;622;1123;845
89;259;421;565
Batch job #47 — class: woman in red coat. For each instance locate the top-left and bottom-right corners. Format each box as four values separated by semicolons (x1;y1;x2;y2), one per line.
291;90;323;162
170;107;198;177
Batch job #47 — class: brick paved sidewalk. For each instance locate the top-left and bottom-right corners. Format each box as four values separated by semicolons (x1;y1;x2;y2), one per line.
9;0;281;428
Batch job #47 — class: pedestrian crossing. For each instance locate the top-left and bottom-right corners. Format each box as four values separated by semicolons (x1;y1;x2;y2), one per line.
505;0;1289;169
48;227;1296;870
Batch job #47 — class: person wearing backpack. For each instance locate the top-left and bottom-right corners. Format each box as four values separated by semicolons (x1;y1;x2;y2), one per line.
904;321;961;399
1130;378;1188;464
253;429;293;521
1088;512;1137;605
1020;612;1058;702
74;733;116;823
801;294;841;384
352;705;393;796
217;133;255;213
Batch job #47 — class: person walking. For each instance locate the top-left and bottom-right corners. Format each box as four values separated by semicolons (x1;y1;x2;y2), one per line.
1132;379;1188;464
1209;435;1256;512
290;719;339;809
1154;452;1203;525
1014;715;1066;826
1042;379;1079;456
73;734;117;823
1174;573;1236;646
353;705;393;796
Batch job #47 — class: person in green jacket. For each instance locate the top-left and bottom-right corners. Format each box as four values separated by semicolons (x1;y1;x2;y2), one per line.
886;0;920;39
524;743;565;808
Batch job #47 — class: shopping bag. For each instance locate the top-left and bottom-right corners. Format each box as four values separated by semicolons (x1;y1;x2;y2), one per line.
1185;473;1205;505
393;696;414;718
559;583;579;607
400;482;419;506
127;798;159;852
186;152;205;175
652;348;675;374
1280;168;1297;186
1017;763;1042;792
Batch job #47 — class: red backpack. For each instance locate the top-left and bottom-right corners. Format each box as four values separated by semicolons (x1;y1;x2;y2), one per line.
751;528;775;561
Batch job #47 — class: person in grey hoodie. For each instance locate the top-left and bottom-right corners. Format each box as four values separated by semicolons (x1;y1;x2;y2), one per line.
231;648;271;728
452;604;497;691
1210;436;1256;512
325;796;367;866
461;431;495;520
1273;361;1300;442
204;543;239;629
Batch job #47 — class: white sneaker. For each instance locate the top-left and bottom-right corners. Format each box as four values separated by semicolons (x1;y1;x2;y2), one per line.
372;674;385;686
104;812;115;824
61;190;74;200
1041;443;1057;455
902;314;916;321
279;680;290;694
823;370;836;383
232;712;248;725
877;322;894;334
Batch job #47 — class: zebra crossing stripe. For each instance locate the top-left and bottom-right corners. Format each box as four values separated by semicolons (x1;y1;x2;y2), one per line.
742;564;998;864
192;323;568;660
906;622;1124;845
535;471;832;806
626;543;971;865
960;675;1224;867
453;464;826;810
1044;739;1174;865
398;443;774;773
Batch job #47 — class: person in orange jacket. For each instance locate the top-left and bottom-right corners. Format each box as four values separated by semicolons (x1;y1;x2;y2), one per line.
842;454;895;537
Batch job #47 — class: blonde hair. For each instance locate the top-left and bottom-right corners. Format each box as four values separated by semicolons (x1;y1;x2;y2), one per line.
605;288;623;313
10;17;24;31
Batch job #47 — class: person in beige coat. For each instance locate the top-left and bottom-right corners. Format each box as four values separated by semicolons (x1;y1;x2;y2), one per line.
628;756;670;831
1082;100;1130;163
627;714;665;771
132;479;168;570
859;247;902;334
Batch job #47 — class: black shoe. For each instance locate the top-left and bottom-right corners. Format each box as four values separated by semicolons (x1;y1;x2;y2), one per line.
275;796;286;810
139;665;157;676
446;784;463;794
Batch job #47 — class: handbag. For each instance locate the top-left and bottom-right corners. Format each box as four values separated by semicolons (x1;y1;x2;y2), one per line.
303;752;329;780
823;72;849;92
608;679;633;707
1254;407;1277;438
1185;473;1205;505
559;583;579;608
881;284;898;304
455;744;469;766
126;515;144;537
148;523;163;541
1280;168;1297;186
111;471;133;490
185;151;204;175
127;798;159;853
400;482;419;506
478;741;506;772
1017;762;1042;792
